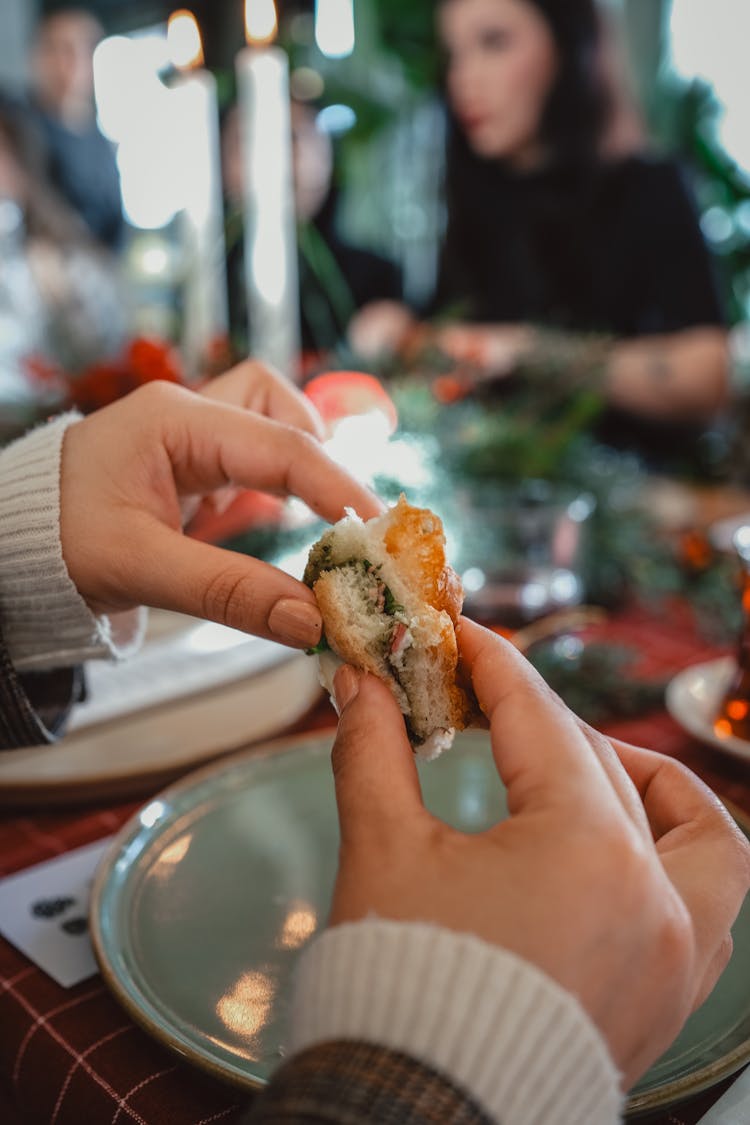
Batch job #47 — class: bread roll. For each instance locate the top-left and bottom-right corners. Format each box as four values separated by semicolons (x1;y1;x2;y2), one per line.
304;495;477;759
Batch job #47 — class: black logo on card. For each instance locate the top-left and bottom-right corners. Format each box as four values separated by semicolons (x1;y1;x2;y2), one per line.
31;896;76;919
31;896;89;936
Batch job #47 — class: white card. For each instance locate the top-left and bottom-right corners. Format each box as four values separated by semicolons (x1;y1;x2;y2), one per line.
0;837;112;988
697;1065;750;1124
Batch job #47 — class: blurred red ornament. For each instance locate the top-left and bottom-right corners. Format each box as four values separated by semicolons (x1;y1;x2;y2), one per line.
678;529;714;573
304;370;398;433
432;373;471;405
67;337;185;414
125;337;184;384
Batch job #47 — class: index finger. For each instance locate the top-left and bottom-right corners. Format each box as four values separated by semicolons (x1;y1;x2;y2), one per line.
457;618;624;817
201;360;325;440
611;738;750;852
164;390;384;523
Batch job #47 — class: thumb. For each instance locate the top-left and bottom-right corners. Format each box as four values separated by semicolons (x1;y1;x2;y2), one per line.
331;667;425;845
122;521;323;647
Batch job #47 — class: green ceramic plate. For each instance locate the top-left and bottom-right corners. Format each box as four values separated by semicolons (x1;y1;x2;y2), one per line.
89;731;750;1117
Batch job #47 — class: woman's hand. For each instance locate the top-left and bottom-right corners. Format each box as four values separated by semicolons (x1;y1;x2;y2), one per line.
347;301;418;360
59;375;382;647
434;323;532;377
328;619;750;1089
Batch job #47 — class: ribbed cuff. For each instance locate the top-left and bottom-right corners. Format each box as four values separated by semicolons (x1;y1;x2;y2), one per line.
0;413;146;671
290;920;623;1125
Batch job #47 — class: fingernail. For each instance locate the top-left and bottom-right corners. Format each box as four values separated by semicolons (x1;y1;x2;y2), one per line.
268;598;321;647
333;665;360;712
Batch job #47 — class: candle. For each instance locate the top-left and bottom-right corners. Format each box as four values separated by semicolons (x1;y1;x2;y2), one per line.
235;0;300;379
168;10;228;377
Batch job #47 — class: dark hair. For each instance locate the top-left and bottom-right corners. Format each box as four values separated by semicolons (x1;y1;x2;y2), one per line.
441;0;611;168
39;3;103;24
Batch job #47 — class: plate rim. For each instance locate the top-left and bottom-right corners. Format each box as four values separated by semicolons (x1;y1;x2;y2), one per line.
665;656;750;763
89;729;750;1115
89;729;343;1089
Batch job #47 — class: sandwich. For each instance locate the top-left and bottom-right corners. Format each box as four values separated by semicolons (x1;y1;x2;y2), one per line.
303;495;478;759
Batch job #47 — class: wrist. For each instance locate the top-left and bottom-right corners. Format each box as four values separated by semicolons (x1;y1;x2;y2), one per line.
0;414;146;671
289;919;623;1125
520;328;615;389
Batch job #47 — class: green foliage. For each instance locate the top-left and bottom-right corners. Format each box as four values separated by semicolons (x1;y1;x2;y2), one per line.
647;75;750;326
527;638;666;724
374;0;440;92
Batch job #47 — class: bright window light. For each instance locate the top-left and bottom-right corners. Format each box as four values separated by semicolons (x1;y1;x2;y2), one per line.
670;0;750;172
314;0;355;60
93;28;189;229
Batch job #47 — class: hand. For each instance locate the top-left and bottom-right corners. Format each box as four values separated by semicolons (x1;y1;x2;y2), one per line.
190;359;326;523
434;323;532;377
328;619;750;1089
347;301;417;360
59;376;383;647
199;359;324;439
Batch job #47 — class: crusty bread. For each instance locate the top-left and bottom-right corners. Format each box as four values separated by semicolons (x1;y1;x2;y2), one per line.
304;495;478;759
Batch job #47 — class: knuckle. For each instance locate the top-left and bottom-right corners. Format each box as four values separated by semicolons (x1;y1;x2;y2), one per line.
654;900;694;972
715;933;734;974
200;565;258;627
330;732;350;787
330;722;365;795
138;379;186;409
727;825;750;887
288;428;319;459
248;359;277;383
578;826;652;903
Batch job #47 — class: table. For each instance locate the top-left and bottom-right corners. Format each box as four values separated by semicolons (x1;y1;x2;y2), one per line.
1;603;749;1125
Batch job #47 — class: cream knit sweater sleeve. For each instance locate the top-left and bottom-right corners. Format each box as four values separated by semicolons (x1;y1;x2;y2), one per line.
0;413;146;672
290;919;624;1125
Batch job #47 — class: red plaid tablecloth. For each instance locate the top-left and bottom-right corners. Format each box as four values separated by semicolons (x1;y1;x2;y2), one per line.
1;604;748;1125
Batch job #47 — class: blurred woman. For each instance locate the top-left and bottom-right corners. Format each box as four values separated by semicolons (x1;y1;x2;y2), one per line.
0;107;127;432
357;0;728;466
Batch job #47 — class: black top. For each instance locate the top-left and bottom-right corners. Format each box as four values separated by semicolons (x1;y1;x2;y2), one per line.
436;154;723;337
435;155;727;471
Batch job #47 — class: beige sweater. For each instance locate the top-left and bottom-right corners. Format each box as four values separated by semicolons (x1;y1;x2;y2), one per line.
0;412;144;671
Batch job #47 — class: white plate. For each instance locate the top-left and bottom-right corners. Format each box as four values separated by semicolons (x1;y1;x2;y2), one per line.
0;612;322;806
665;657;750;762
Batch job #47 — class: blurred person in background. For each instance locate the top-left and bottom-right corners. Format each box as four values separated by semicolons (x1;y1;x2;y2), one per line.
223;98;402;359
353;0;728;468
23;4;124;251
0;106;127;435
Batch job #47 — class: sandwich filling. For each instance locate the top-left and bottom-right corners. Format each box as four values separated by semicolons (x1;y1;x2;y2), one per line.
303;497;474;759
304;552;415;714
